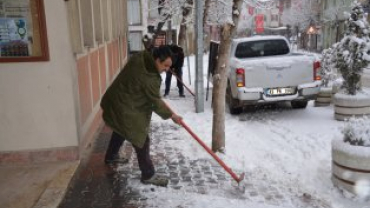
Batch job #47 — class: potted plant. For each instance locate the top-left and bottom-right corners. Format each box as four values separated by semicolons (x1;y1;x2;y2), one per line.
331;1;370;120
332;117;370;198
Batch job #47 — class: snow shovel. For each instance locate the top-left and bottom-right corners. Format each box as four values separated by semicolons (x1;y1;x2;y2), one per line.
169;69;195;97
163;101;245;184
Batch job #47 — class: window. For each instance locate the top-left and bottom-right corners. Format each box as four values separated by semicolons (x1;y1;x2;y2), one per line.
80;0;94;47
127;0;141;25
235;39;290;58
93;0;103;43
0;0;49;62
271;14;278;22
149;0;159;19
128;31;142;52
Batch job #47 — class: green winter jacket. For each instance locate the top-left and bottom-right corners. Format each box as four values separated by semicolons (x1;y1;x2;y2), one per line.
100;50;172;148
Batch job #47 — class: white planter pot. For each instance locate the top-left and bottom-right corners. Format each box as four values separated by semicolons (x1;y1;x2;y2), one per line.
315;87;332;107
333;93;370;121
332;139;370;197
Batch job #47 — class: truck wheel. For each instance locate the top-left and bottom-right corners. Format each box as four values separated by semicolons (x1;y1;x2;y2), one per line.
226;84;242;114
291;100;308;109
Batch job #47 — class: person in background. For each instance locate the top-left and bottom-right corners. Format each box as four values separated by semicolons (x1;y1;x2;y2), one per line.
100;45;182;187
142;34;153;52
164;44;185;97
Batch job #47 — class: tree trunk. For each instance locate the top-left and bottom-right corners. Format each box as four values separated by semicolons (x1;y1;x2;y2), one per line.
178;24;187;49
178;0;193;49
203;0;210;27
211;26;231;152
211;0;243;153
167;19;172;44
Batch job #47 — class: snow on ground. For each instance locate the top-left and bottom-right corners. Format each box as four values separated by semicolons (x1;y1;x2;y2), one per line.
130;54;370;208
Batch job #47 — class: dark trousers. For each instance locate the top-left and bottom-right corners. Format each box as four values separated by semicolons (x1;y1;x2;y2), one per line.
105;131;155;180
164;69;184;95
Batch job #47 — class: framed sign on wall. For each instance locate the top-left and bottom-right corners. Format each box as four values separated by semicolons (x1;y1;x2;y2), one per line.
0;0;49;62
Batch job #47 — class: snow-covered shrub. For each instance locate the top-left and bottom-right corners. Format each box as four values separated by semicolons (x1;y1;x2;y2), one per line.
342;117;370;147
320;46;338;87
334;1;370;95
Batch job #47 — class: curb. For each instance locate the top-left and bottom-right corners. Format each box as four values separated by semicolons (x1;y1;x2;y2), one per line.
32;161;79;208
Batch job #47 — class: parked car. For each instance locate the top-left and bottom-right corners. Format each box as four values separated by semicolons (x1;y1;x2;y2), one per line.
227;35;321;114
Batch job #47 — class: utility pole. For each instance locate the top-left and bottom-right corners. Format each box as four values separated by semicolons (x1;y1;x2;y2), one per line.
195;0;204;113
167;18;172;44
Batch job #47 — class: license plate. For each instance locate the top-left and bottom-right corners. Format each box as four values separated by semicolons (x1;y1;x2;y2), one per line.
265;87;295;96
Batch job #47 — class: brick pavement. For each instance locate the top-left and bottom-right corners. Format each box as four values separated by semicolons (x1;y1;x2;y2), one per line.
58;119;332;208
58;127;144;208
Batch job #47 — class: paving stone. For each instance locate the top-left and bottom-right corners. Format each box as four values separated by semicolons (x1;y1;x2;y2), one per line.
168;165;178;171
192;173;203;179
184;186;195;193
249;191;259;197
179;167;191;175
189;161;198;166
156;167;167;173
264;194;274;201
206;177;218;183
170;172;179;178
201;166;211;172
194;179;206;186
216;174;227;180
207;183;219;189
182;175;192;182
204;171;213;175
179;159;187;165
171;185;183;190
196;186;208;194
170;179;180;185
274;193;285;199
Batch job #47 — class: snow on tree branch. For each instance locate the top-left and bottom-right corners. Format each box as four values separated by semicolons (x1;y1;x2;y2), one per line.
244;0;276;10
147;0;194;26
206;0;233;26
333;1;370;95
281;0;320;31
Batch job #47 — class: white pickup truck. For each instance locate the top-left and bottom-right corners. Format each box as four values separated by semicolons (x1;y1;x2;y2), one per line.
227;35;321;114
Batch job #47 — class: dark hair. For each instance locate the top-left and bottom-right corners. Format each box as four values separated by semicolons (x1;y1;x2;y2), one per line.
169;44;183;54
169;44;184;68
152;45;173;62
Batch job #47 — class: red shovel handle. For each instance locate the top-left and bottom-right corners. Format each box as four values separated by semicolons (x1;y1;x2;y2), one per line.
169;69;195;97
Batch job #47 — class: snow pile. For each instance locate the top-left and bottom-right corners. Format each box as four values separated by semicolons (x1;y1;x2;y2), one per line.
342;116;370;147
334;89;370;100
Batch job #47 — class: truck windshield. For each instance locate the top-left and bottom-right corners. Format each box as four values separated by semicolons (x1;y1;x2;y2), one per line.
235;39;290;58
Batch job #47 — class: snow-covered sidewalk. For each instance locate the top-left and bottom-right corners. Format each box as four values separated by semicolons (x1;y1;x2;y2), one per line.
119;55;370;208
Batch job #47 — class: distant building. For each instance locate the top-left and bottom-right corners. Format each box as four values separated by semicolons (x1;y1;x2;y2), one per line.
320;0;352;49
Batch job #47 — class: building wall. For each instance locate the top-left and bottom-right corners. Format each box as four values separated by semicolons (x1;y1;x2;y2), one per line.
74;0;128;154
0;0;128;164
0;0;78;152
